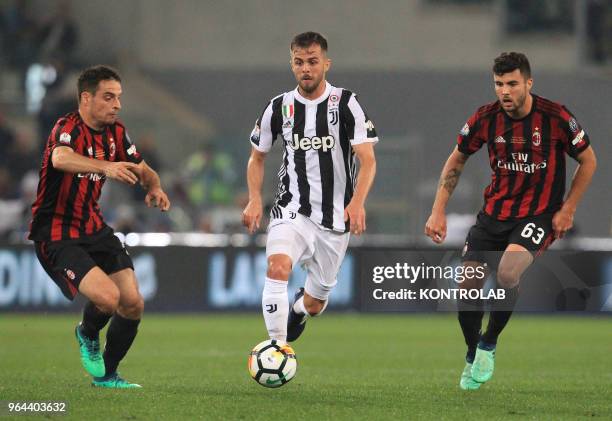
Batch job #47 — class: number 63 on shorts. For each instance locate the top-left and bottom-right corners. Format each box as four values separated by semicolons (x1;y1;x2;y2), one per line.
509;214;555;255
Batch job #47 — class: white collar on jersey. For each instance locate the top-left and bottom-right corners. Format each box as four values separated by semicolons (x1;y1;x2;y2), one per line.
293;81;333;105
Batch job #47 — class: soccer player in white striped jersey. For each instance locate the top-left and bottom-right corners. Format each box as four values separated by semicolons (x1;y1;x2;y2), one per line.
242;31;378;343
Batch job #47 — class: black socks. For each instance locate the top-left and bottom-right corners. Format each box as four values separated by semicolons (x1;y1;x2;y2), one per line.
458;285;520;360
103;314;141;376
457;298;484;363
481;286;519;346
80;301;112;339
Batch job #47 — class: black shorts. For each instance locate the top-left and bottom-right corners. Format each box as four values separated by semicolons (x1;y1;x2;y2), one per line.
462;211;555;267
34;231;134;300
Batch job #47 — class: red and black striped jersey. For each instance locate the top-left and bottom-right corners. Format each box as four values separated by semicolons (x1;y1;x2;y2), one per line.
29;112;143;242
457;94;590;221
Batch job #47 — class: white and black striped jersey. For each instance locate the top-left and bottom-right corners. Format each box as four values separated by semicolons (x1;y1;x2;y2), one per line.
250;81;378;232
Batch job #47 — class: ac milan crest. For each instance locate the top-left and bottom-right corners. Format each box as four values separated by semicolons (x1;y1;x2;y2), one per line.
532;127;541;146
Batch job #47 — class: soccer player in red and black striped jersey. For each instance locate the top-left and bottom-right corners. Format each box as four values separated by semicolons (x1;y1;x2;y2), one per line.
425;53;597;390
29;65;170;388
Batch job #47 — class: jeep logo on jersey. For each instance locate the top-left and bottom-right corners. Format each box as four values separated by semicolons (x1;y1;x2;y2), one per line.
290;134;336;152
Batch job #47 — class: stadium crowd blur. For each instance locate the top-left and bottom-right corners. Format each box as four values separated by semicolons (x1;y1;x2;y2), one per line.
0;108;247;241
0;1;249;241
0;0;610;242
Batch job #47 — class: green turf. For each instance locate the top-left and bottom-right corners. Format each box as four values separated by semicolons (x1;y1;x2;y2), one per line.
0;314;610;420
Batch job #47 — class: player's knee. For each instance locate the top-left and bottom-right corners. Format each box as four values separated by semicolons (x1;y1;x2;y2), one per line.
132;295;145;317
119;294;145;319
459;262;488;290
266;260;292;281
96;287;120;314
497;266;520;289
458;277;478;290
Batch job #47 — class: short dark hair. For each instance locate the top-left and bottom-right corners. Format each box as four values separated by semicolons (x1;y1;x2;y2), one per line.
77;65;121;102
493;52;531;78
290;31;328;52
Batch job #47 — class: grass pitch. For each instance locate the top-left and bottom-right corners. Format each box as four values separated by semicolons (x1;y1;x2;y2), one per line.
1;314;610;420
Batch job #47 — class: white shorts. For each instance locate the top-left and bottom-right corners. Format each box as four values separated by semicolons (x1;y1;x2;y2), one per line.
266;209;350;301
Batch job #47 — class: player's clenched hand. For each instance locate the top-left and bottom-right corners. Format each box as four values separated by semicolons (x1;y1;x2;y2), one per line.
145;187;171;211
242;198;262;234
102;162;139;185
344;200;366;235
425;211;447;244
552;207;574;239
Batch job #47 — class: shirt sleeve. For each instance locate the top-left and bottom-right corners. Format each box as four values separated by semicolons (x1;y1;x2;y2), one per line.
120;129;143;164
250;99;278;153
456;112;484;155
50;118;79;151
343;94;378;146
559;106;590;160
340;91;378;145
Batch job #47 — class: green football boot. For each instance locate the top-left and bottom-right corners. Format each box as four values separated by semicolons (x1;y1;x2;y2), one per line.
92;373;142;389
471;346;495;383
75;323;105;378
459;362;482;390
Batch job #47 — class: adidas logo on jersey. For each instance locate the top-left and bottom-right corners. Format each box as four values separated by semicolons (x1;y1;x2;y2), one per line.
290;134;336;152
495;136;506;143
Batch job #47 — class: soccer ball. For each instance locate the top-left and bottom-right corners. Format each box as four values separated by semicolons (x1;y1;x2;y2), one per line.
248;339;297;388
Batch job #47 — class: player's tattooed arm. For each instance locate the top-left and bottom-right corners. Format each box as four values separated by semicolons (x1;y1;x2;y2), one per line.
440;168;462;194
425;147;469;243
435;147;469;200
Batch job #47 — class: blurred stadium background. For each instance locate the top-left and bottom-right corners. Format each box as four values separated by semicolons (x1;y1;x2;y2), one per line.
0;0;610;310
1;1;611;418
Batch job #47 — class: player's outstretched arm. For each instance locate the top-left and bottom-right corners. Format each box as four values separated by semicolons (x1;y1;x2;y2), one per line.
345;143;376;235
552;146;597;238
242;147;266;234
425;146;470;244
52;145;139;185
135;160;170;211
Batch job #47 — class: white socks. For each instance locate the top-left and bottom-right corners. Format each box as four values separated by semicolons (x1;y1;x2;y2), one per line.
262;277;288;342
